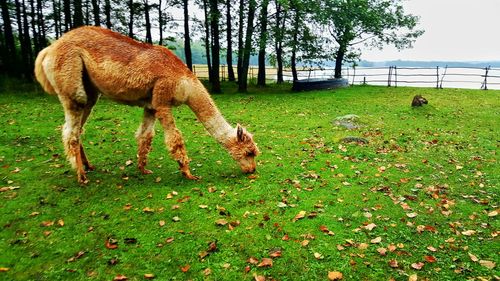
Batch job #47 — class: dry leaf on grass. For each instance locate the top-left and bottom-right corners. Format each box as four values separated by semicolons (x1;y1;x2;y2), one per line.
328;271;343;280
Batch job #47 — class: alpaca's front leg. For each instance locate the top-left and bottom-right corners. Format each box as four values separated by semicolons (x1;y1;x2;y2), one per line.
136;108;156;174
155;107;199;180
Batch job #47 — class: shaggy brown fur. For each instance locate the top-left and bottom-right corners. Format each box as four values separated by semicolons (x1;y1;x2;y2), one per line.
35;26;259;183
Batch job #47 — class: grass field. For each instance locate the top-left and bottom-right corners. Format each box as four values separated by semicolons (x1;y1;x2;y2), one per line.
0;81;498;280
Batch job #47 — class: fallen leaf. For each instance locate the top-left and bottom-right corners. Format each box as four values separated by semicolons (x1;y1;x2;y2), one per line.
165;237;174;243
364;223;377;231
427;246;437;252
143;207;155;213
257;258;273;268
203;268;212;276
424;255;437;263
215;219;228;226
328;271;343;280
468;253;479;262
172;216;181;222
479;260;495;269
377;247;387;256
113;275;127;281
301;240;310;247
57;219;65;227
180;264;191;272
370;237;382;244
358;243;369;250
487;210;498;217
67;251;85;262
199;205;208;209
159;220;165;227
314;252;324;260
389;259;399;268
388;244;397;252
40;221;54;227
408;274;418;281
105;238;118;250
292;211;306;222
461;230;476;236
254;275;266;281
247;257;259;265
269;249;282;258
144;273;155;279
411;262;425;270
0;186;20;192
406;212;418;218
0;268;10;272
125;160;133;166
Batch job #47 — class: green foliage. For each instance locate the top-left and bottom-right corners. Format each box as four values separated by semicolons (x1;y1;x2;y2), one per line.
0;83;498;280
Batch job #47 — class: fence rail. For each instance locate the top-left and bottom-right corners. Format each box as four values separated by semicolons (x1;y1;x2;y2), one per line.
192;65;500;90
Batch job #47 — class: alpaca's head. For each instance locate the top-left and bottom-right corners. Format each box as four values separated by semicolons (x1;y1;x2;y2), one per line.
226;124;259;174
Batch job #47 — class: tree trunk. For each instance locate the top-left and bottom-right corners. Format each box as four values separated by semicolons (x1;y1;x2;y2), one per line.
128;0;134;38
63;0;72;31
144;0;152;43
29;0;41;54
257;0;269;87
104;0;111;28
183;0;192;70
37;0;47;48
236;0;244;82
238;0;256;92
84;0;90;25
225;0;235;81
91;0;100;26
15;0;31;78
158;0;163;45
73;0;84;27
52;0;60;37
202;0;212;82
209;0;221;93
274;0;284;83
21;0;33;66
334;45;345;78
1;0;16;74
290;6;300;81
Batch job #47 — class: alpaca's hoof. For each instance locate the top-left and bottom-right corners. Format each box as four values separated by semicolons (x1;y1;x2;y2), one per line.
140;168;153;175
183;173;200;180
78;174;89;184
85;164;96;171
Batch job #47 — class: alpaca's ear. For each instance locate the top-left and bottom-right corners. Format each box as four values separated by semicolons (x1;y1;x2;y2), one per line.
237;124;244;142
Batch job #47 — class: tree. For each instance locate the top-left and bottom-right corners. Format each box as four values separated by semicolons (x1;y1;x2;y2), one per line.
201;0;212;82
256;0;269;86
316;0;423;78
238;0;256;92
209;0;221;93
104;0;111;28
143;0;152;43
1;0;17;74
63;0;72;31
74;0;84;27
182;0;192;70
91;0;100;26
225;0;235;81
272;0;286;83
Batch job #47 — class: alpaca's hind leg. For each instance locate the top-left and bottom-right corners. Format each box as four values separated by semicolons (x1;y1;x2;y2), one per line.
136;108;156;174
155;107;199;180
79;91;99;171
60;98;87;183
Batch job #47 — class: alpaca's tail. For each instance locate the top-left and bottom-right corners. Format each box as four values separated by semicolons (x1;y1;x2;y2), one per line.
34;47;56;95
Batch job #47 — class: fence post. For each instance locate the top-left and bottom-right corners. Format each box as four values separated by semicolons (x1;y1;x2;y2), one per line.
439;65;447;89
352;66;356;86
387;66;392;87
394;66;398;88
436;66;440;89
481;66;490;90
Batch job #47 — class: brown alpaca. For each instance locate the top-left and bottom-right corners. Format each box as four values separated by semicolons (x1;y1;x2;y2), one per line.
34;26;259;183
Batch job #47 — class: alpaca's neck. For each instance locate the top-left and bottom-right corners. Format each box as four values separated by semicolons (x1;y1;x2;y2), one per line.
185;79;234;144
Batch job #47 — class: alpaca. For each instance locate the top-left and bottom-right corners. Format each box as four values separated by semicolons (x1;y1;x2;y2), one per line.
34;26;259;183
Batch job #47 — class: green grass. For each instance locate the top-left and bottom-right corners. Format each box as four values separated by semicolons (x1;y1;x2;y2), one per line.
1;81;499;280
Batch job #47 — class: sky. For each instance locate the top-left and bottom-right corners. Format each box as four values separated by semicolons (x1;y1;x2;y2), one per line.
360;0;500;62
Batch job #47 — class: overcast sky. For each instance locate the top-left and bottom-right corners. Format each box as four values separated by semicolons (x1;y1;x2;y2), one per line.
360;0;500;62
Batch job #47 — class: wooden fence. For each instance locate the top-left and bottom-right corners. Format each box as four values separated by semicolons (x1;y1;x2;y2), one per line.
192;64;500;90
